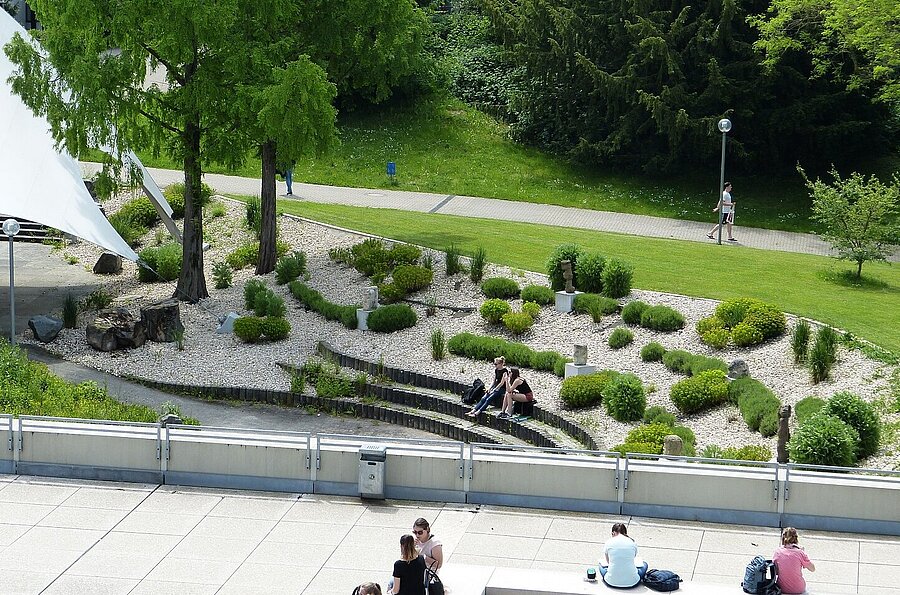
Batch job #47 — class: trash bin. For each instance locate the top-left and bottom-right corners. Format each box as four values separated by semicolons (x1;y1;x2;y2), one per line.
358;445;387;499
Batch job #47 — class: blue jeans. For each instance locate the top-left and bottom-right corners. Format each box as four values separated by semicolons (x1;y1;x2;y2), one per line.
471;386;503;413
599;561;648;588
285;168;293;194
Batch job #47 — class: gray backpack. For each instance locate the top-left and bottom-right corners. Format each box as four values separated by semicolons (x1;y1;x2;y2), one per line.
742;555;779;594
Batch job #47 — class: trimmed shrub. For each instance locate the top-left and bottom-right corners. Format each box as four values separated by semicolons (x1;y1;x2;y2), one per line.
732;322;764;347
640;305;685;332
117;196;160;228
823;392;881;459
701;328;730;349
704;445;773;462
789;413;858;467
690;355;729;376
605;373;646;422
212;261;232;289
696;316;725;335
670;370;729;414
574;293;619;322
715;298;763;328
447;332;568;377
521;301;541;319
531;350;564;372
377;283;406;304
470;246;487;283
791;319;811;364
480;299;512;324
547;243;584;291
154;243;182;281
553;357;571;377
729;377;781;436
643;405;676;426
744;302;787;340
389;243;421;267
795;396;826;423
662;350;694;374
621;300;648;325
502;312;534;335
576;252;605;293
520;285;554;305
351;238;391;277
137;246;159;282
559;370;620;408
481;277;521;299
288;281;358;329
669;425;697;457
260;316;291;341
245;280;265;311
367;304;417;333
608;328;634;349
601;258;633;298
275;252;307;285
640;342;666;362
809;326;839;383
233;317;264;343
392;265;433;293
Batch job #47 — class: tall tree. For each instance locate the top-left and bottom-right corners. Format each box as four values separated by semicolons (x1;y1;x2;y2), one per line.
4;0;245;302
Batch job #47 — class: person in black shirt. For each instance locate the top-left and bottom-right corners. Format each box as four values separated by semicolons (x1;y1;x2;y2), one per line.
466;357;509;417
391;534;426;595
498;367;534;419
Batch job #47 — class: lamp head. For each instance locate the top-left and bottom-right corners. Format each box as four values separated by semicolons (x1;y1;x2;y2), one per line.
717;118;732;133
2;218;20;237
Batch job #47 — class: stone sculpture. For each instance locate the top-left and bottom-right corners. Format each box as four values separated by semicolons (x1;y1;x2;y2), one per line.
573;344;588;366
561;260;575;293
777;404;792;464
363;286;379;311
664;435;684;456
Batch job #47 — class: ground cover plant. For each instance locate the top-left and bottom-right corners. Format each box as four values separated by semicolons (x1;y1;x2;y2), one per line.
288;281;358;329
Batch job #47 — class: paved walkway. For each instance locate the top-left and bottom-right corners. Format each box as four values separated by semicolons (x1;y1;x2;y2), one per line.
102;164;899;262
1;474;897;595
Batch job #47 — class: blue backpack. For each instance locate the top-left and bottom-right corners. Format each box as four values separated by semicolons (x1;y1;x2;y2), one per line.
643;569;682;592
742;555;780;594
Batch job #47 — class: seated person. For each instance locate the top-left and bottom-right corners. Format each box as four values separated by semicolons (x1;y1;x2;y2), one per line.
353;583;382;595
599;523;648;589
466;357;509;416
498;368;534;419
773;527;815;594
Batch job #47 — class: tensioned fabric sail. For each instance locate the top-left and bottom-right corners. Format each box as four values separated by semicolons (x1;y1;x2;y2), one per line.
0;10;139;261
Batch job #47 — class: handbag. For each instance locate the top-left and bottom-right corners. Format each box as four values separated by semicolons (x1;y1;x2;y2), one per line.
424;559;444;595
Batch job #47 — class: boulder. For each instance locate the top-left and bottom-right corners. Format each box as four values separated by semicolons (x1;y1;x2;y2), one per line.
93;252;122;274
140;298;184;342
728;359;750;380
663;435;684;456
86;308;147;351
216;312;240;334
28;315;63;343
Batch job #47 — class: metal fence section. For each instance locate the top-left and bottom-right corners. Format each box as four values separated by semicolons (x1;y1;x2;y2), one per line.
0;414;13;474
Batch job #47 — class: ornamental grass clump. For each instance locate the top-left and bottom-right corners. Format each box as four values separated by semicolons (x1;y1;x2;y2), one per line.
574;293;619;322
791;319;811;363
809;325;839;383
431;328;446;360
608;328;634;349
469;246;487;283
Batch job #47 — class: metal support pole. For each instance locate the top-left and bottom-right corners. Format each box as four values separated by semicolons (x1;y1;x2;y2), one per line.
718;132;726;246
7;236;14;345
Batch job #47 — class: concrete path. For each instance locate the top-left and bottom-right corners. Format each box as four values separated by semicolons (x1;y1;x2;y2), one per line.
0;474;896;594
108;164;900;262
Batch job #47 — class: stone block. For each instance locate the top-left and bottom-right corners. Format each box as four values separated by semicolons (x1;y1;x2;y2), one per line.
28;315;63;343
564;362;597;378
555;290;582;313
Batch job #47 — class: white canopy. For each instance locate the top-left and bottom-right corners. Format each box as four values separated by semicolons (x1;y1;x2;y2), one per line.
0;10;139;261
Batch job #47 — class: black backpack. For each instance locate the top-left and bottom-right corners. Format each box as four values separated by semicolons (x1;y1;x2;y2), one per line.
643;569;682;592
461;378;485;405
742;556;780;594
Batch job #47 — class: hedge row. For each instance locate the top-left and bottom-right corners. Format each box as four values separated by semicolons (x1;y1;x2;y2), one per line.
448;332;569;377
289;281;358;329
728;377;781;437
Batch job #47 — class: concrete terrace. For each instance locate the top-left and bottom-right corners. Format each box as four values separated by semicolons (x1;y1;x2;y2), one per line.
0;473;898;595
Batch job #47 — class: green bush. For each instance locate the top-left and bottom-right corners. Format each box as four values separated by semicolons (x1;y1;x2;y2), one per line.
108;212;148;247
117;196;159;228
662;350;694;374
212;261;232;289
553;357;571;377
576;252;605;293
605;373;646;422
82;289;113;311
351;238;391;277
155;243;182;281
789;413;859;467
704;445;772;462
574;293;619;322
823;392;881;459
795;396;826;423
377;283;407;304
245;195;261;238
502;312;534;335
696;316;725;335
447;332;568;377
62;294;78;329
608;328;634;349
275;252;307;285
520;284;554;305
732;322;764;347
163;181;213;218
639;305;685;332
480;299;512;324
367;304;417;333
729;377;781;436
670;370;729;414
244;279;267;309
744;302;787;340
689;355;729;376
643;405;676;426
809;326;839;383
288;281;358;329
481;277;521;299
715;298;763;328
226;240;289;270
470;246;487;283
601;258;633;298
624;423;695;456
137;246;159;282
431;328;446;360
621;300;649;325
668;425;697;456
531;350;565;372
392;265;433;293
260;316;291;341
521;301;541;319
547;243;584;291
701;328;730;349
253;289;286;318
316;371;354;399
445;243;463;276
559;370;620;408
233;316;264;342
640;342;666;362
389;243;421;267
791;319;811;364
611;442;661;456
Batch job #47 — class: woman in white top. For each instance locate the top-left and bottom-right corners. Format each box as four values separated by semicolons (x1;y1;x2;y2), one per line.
599;523;648;588
413;517;443;572
707;182;736;241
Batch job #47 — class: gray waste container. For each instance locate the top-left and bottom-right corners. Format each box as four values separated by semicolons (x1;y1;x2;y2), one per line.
358;445;387;499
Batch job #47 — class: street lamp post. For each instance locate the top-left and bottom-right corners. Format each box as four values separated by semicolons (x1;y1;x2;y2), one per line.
717;118;732;246
3;218;20;344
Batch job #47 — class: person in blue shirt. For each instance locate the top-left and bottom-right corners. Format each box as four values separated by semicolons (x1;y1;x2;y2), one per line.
599;523;648;588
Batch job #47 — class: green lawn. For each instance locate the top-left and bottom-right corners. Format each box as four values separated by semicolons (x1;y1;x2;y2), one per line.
133;95;817;232
260;198;900;357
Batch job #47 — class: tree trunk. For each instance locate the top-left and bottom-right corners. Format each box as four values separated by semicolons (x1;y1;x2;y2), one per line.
175;117;209;303
256;139;278;275
856;260;863;278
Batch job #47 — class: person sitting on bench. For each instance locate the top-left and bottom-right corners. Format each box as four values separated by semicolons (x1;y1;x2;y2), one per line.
466;357;509;417
498;368;533;419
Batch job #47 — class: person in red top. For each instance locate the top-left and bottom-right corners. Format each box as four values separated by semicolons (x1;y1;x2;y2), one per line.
773;527;816;594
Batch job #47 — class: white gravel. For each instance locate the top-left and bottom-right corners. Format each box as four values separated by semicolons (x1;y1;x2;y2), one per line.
27;196;899;468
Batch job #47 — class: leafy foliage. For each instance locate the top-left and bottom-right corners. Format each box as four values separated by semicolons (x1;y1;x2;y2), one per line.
233;316;291;342
447;332;567;376
574;293;619;322
643;405;676;426
288;281;358;329
604;373;646;422
367;304;417;333
481;277;521;299
480;298;512;324
546;243;583;291
608;328;634;349
789;413;859;467
621;300;648;325
575;252;605;293
670;370;729;414
392;265;434;293
795;396;826;423
520;284;554;305
275;252;307;285
823;391;881;459
559;370;619;408
601;258;633;299
137;243;182;282
502;311;534;335
212;261;233;289
521;301;541;319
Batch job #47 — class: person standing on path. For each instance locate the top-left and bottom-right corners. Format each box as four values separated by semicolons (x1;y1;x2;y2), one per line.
707;182;736;241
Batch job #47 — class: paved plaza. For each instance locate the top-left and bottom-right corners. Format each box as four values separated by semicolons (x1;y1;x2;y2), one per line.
0;474;898;594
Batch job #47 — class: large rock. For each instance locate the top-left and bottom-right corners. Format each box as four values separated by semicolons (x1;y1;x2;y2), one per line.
86;308;147;351
140;298;184;342
728;359;750;380
28;315;63;343
93;252;122;274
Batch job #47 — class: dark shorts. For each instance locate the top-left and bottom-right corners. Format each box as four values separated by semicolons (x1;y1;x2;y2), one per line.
720;210;732;224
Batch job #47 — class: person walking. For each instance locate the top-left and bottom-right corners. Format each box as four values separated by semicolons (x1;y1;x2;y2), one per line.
707;182;736;242
773;527;816;594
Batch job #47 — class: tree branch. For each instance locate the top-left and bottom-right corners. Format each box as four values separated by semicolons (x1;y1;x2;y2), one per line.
139;42;186;87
